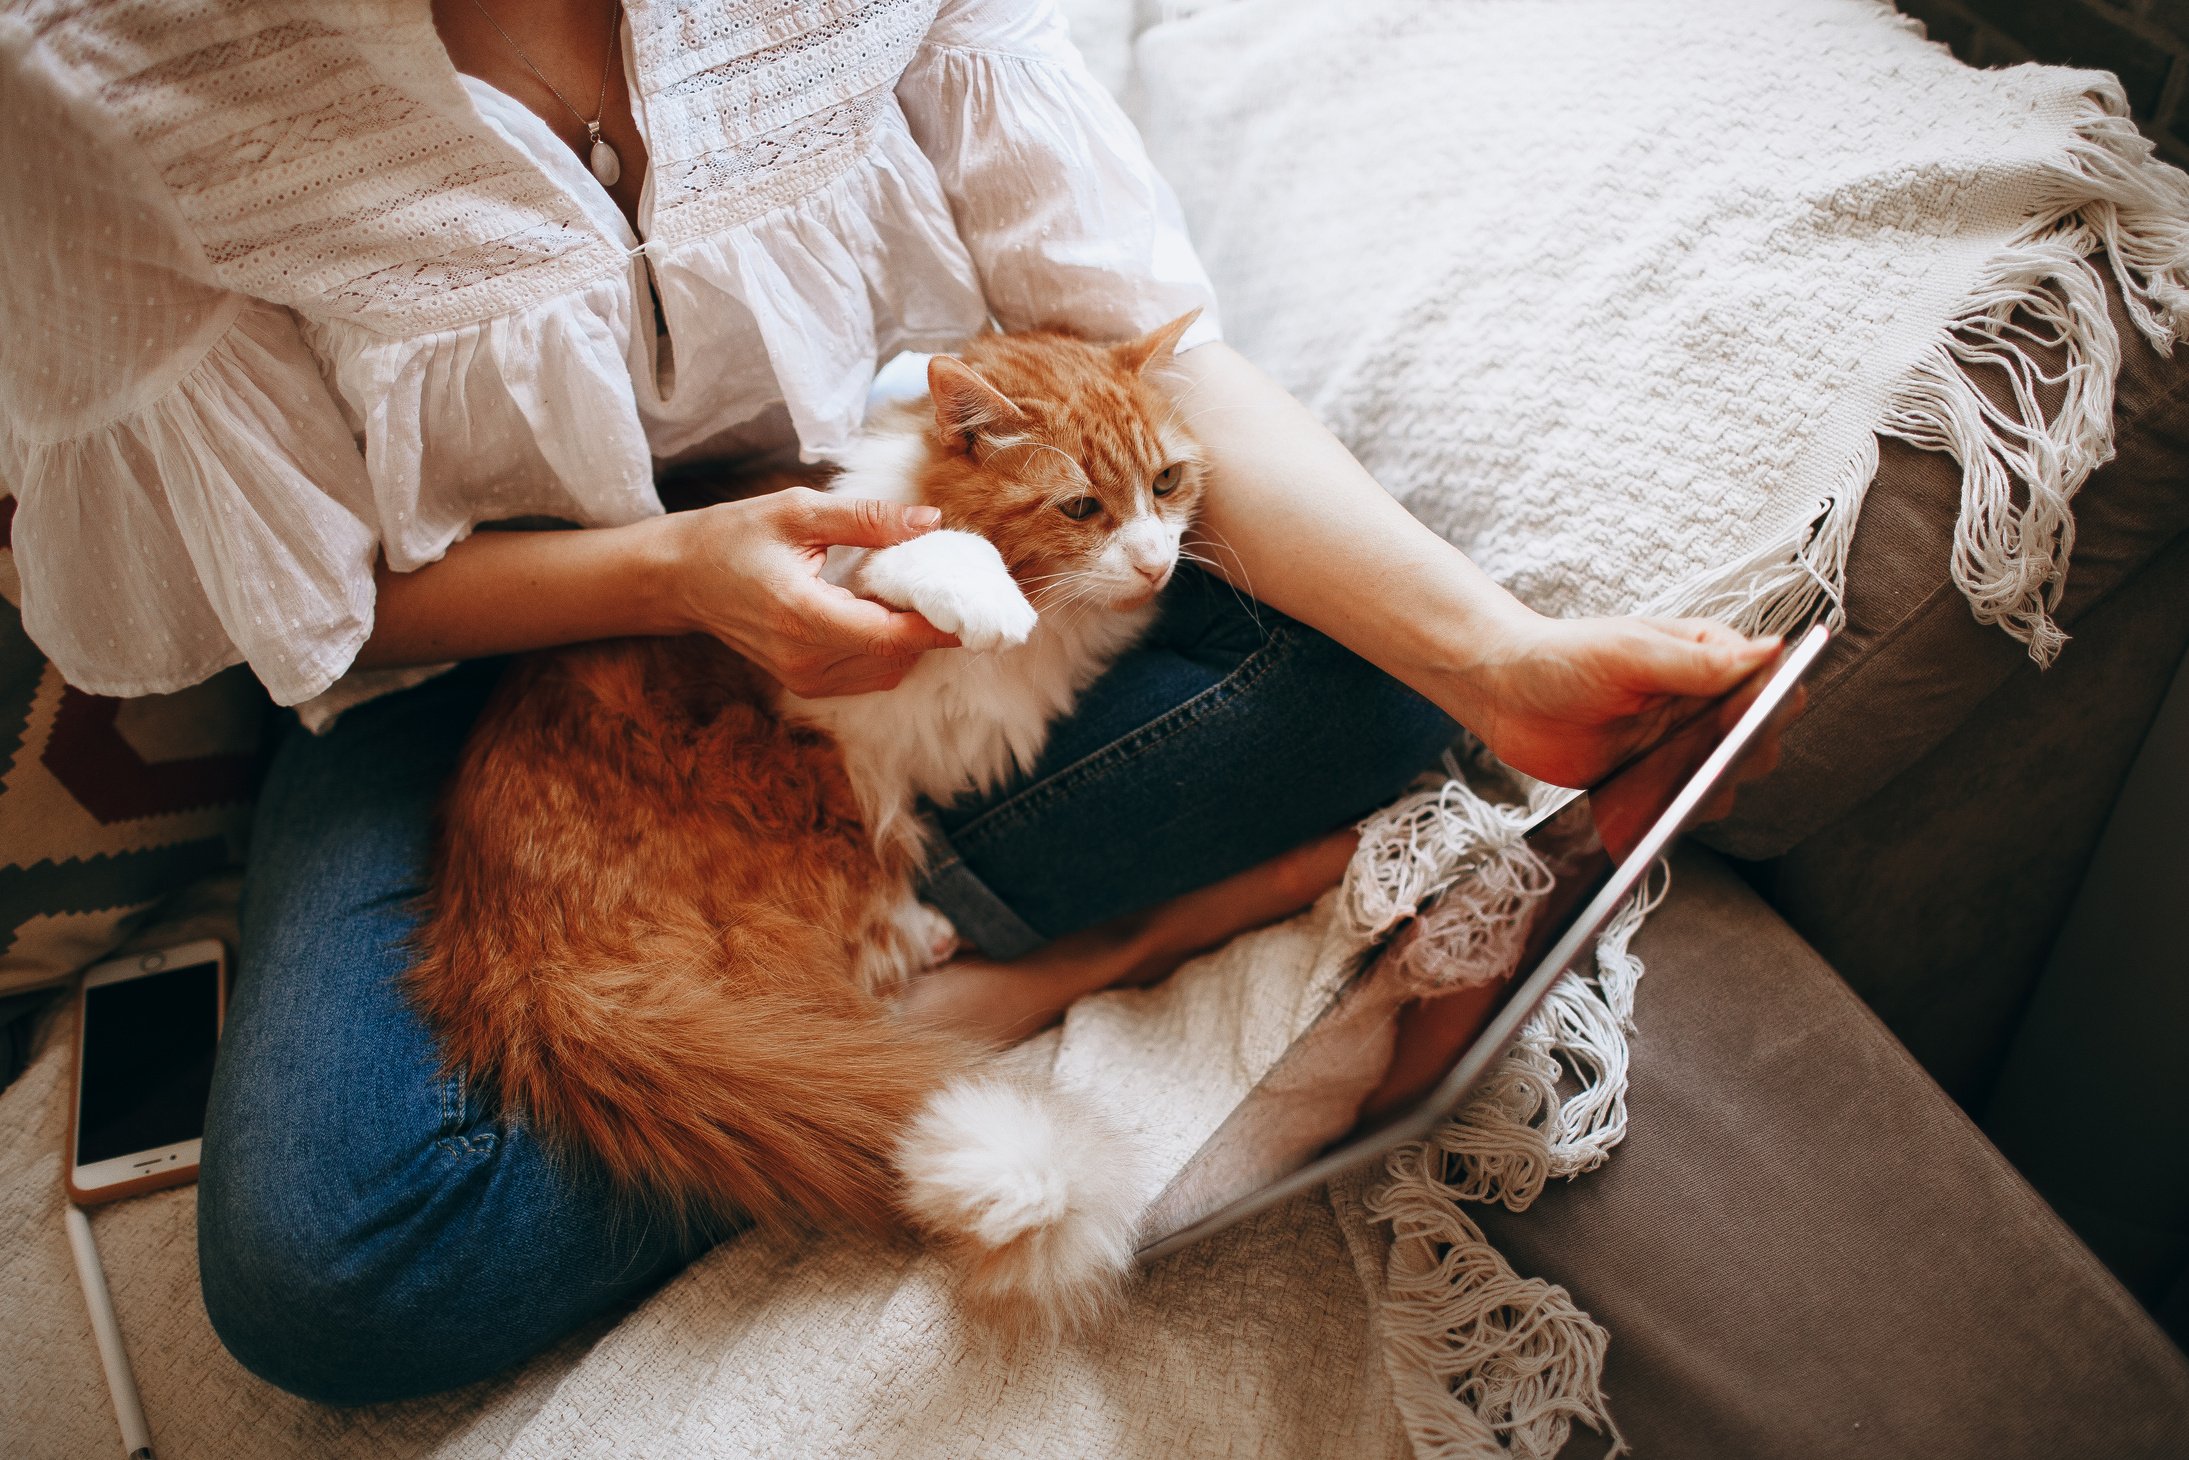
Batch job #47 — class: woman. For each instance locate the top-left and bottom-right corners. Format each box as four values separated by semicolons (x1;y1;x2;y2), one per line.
0;0;1772;1404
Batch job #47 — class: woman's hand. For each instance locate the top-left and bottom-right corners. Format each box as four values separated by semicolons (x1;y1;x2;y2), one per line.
1163;345;1789;791
1455;614;1781;788
665;487;961;698
355;485;956;690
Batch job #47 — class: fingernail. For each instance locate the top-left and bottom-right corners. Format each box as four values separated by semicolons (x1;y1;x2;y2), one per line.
908;506;941;528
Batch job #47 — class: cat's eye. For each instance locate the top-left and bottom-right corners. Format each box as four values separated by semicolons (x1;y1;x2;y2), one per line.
1059;496;1104;521
1152;464;1184;497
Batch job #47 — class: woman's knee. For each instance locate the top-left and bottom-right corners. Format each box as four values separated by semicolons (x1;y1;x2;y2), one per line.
197;1144;466;1405
199;1132;551;1405
198;1205;391;1403
199;1117;687;1405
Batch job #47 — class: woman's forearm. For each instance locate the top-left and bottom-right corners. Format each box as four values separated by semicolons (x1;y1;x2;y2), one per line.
1168;342;1536;725
360;348;1526;683
352;489;955;697
1168;342;1781;788
353;516;687;670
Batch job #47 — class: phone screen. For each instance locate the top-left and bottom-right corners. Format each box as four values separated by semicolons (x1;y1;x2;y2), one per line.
76;961;222;1167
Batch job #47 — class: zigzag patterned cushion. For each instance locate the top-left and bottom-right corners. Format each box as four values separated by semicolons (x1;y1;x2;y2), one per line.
0;497;264;998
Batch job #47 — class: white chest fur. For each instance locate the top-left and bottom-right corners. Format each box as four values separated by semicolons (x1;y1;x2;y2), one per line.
779;432;1161;859
788;589;1154;857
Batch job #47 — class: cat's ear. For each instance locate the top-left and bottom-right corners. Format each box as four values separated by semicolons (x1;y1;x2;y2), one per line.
1113;309;1203;377
928;356;1028;455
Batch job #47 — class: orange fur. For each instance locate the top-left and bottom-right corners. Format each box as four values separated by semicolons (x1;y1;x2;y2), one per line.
404;317;1204;1280
408;638;974;1232
912;316;1205;593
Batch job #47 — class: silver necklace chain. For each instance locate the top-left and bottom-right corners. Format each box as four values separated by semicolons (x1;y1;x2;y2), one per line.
467;0;627;184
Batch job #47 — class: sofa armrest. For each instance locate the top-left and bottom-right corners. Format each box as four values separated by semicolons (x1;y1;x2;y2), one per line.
1702;263;2189;862
1751;530;2189;1105
1472;845;2189;1458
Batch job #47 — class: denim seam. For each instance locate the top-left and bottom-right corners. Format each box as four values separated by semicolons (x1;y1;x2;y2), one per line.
435;1070;465;1137
945;624;1300;850
916;853;1049;959
432;1069;502;1158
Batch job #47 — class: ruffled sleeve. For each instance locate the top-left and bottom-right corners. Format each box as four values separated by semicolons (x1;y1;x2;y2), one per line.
0;24;380;707
896;0;1222;348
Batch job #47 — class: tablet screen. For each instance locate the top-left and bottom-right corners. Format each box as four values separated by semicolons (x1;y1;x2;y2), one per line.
1135;626;1825;1259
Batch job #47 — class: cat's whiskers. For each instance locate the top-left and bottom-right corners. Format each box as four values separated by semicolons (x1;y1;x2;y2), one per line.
1025;573;1070;597
1156;386;1229;435
1030;570;1127;620
1031;576;1102;611
1179;529;1247;588
1023;570;1110;616
1178;523;1265;631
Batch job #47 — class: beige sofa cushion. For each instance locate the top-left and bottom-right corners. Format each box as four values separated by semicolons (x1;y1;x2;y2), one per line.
1702;267;2189;859
1474;847;2189;1459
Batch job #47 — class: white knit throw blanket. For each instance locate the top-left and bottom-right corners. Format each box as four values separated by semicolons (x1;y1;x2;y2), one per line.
1139;0;2188;662
1121;0;2189;1453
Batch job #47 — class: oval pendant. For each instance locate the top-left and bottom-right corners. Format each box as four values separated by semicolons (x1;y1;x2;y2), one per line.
589;138;622;187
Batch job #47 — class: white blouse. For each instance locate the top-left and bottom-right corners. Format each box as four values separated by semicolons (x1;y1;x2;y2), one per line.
0;0;1219;713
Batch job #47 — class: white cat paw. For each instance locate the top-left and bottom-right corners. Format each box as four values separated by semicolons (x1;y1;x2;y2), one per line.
898;898;962;969
924;574;1039;653
860;530;1038;653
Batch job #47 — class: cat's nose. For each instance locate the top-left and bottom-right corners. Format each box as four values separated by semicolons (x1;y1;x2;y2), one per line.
1135;561;1172;589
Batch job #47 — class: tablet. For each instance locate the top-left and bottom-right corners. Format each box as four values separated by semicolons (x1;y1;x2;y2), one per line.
1135;624;1830;1261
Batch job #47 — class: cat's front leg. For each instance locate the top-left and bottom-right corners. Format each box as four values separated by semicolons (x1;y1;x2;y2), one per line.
858;530;1038;653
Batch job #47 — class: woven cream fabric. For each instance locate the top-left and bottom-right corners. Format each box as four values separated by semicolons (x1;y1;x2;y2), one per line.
1136;0;2189;664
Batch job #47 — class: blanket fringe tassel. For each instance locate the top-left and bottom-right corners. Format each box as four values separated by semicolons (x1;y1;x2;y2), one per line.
1329;69;2188;1460
1343;779;1669;1458
1639;74;2189;667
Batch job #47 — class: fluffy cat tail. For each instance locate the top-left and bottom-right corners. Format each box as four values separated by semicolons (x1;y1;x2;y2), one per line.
414;918;977;1237
413;919;1145;1327
896;1075;1145;1335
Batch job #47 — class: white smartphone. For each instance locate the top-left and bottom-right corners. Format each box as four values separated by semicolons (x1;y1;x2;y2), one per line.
66;938;228;1206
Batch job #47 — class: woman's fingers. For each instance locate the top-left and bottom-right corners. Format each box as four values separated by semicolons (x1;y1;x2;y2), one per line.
774;641;918;698
765;581;960;698
802;583;960;657
1623;618;1779;699
1638;616;1754;646
783;486;942;549
671;489;964;696
1463;612;1791;789
808;661;915;697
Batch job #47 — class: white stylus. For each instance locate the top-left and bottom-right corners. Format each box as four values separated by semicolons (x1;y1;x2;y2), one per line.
64;1204;156;1460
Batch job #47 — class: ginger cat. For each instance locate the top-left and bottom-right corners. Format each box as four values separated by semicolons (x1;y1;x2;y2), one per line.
406;312;1205;1326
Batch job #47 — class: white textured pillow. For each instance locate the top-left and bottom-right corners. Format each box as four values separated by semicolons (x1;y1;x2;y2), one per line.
1130;0;2188;658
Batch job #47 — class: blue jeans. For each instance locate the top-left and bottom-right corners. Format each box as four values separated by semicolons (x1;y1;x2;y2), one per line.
197;569;1452;1404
